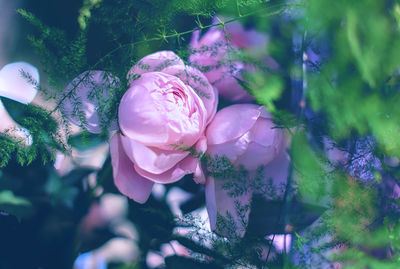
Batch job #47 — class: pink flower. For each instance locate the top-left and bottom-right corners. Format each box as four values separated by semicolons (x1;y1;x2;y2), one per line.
61;51;218;203
189;20;268;102
112;74;206;202
112;51;218;203
204;104;289;238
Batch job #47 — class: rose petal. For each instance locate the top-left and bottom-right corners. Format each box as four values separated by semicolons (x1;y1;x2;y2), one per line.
119;72;206;148
205;176;217;230
110;134;154;203
223;20;268;49
189;28;227;84
206;104;261;145
189;26;256;103
189;30;200;48
120;135;189;175
127;51;185;82
230;118;284;170
61;71;119;134
195;135;207;153
161;64;218;124
0;62;39;104
193;160;206;184
134;155;199;184
207;132;250;163
205;175;252;239
260;144;290;200
250;117;282;148
214;78;254;103
236;143;279;171
119;81;169;145
192;135;207;184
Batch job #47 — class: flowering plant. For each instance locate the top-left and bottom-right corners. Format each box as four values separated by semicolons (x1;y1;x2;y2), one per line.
2;1;400;268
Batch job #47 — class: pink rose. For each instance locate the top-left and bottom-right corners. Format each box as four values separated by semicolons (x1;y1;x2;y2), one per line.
204;104;289;238
189;20;268;102
112;51;218;203
61;51;218;204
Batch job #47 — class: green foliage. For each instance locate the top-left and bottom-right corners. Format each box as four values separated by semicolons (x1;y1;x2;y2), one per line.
78;0;103;30
0;99;64;167
18;9;87;88
305;0;400;157
68;132;108;151
45;169;94;208
330;179;376;245
0;190;33;221
242;71;284;113
334;248;400;269
172;0;228;17
0;138;20;167
291;132;331;208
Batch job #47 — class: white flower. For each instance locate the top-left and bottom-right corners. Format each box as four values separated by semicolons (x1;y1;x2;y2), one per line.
0;62;39;146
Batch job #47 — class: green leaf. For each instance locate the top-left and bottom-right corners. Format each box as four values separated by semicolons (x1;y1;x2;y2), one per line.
45;173;80;208
68;132;108;151
240;72;283;113
0;190;34;221
291;132;331;208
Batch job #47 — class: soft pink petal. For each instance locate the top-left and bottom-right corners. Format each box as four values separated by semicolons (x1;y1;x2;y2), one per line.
188;26;255;103
213;74;255;103
134;155;199;184
110;134;154;203
120;135;189;175
235;142;278;171
127;51;184;82
250;117;283;148
260;143;290;200
206;104;261;145
230;117;285;170
207;132;250;163
161;64;218;123
205;176;217;230
118;81;169;145
207;110;284;170
0;62;39;104
189;28;227;84
61;71;119;134
224;20;268;49
119;72;206;148
205;176;252;239
258;105;274;119
189;30;200;48
192;135;207;184
193;160;205;184
195;135;207;153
